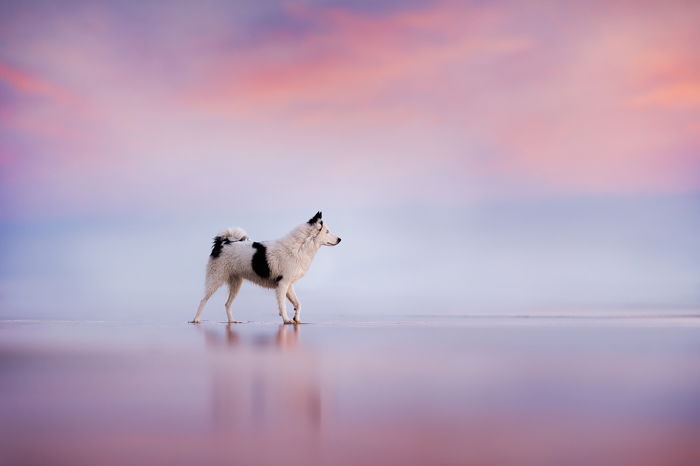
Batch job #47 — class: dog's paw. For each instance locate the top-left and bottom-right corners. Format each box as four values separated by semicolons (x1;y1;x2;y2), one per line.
283;319;295;325
189;320;201;324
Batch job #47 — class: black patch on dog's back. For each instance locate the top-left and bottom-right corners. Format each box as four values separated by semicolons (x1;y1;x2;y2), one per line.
251;242;271;278
210;236;232;258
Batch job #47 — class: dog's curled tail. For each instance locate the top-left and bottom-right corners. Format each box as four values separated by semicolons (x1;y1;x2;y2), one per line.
211;227;249;258
217;227;249;242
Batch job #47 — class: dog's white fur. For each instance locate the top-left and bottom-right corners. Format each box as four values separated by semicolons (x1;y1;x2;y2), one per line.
191;212;340;324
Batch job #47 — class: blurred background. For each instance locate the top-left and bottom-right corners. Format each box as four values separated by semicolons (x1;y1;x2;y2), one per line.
1;0;699;320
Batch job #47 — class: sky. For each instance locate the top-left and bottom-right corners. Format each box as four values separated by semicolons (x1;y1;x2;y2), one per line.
1;0;699;320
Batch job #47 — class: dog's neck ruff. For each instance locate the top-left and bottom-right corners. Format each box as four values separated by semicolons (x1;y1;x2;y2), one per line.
281;224;322;262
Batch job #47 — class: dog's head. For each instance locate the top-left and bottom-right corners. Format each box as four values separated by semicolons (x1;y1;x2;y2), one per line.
307;211;341;246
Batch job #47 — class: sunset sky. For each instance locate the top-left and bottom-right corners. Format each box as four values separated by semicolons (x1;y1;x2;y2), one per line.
1;0;699;319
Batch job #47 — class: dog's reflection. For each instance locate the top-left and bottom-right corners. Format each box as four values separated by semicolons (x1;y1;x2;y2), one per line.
201;322;303;350
197;324;322;438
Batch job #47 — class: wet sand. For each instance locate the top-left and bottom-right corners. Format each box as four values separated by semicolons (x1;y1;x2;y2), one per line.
1;317;699;465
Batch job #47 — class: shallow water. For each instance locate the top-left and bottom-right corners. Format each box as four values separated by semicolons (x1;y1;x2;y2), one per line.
1;317;699;465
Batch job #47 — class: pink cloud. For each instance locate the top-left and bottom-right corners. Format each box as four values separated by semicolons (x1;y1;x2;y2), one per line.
187;3;531;114
182;1;700;196
1;1;699;220
0;62;88;110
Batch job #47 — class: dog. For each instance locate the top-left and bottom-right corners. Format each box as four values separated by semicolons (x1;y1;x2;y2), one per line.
190;212;341;324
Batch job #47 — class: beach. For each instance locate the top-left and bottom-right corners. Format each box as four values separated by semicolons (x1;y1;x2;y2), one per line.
1;316;699;465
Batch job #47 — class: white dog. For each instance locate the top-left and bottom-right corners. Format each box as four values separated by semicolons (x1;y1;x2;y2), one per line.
191;212;341;324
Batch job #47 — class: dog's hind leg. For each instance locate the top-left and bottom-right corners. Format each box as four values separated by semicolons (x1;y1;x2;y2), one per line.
286;284;302;323
224;277;243;323
190;279;223;323
275;282;293;324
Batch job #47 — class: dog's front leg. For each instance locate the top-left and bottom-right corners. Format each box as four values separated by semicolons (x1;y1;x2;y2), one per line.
287;285;302;323
275;283;293;324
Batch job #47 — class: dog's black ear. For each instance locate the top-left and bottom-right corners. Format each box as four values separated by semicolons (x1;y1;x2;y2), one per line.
307;211;322;225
